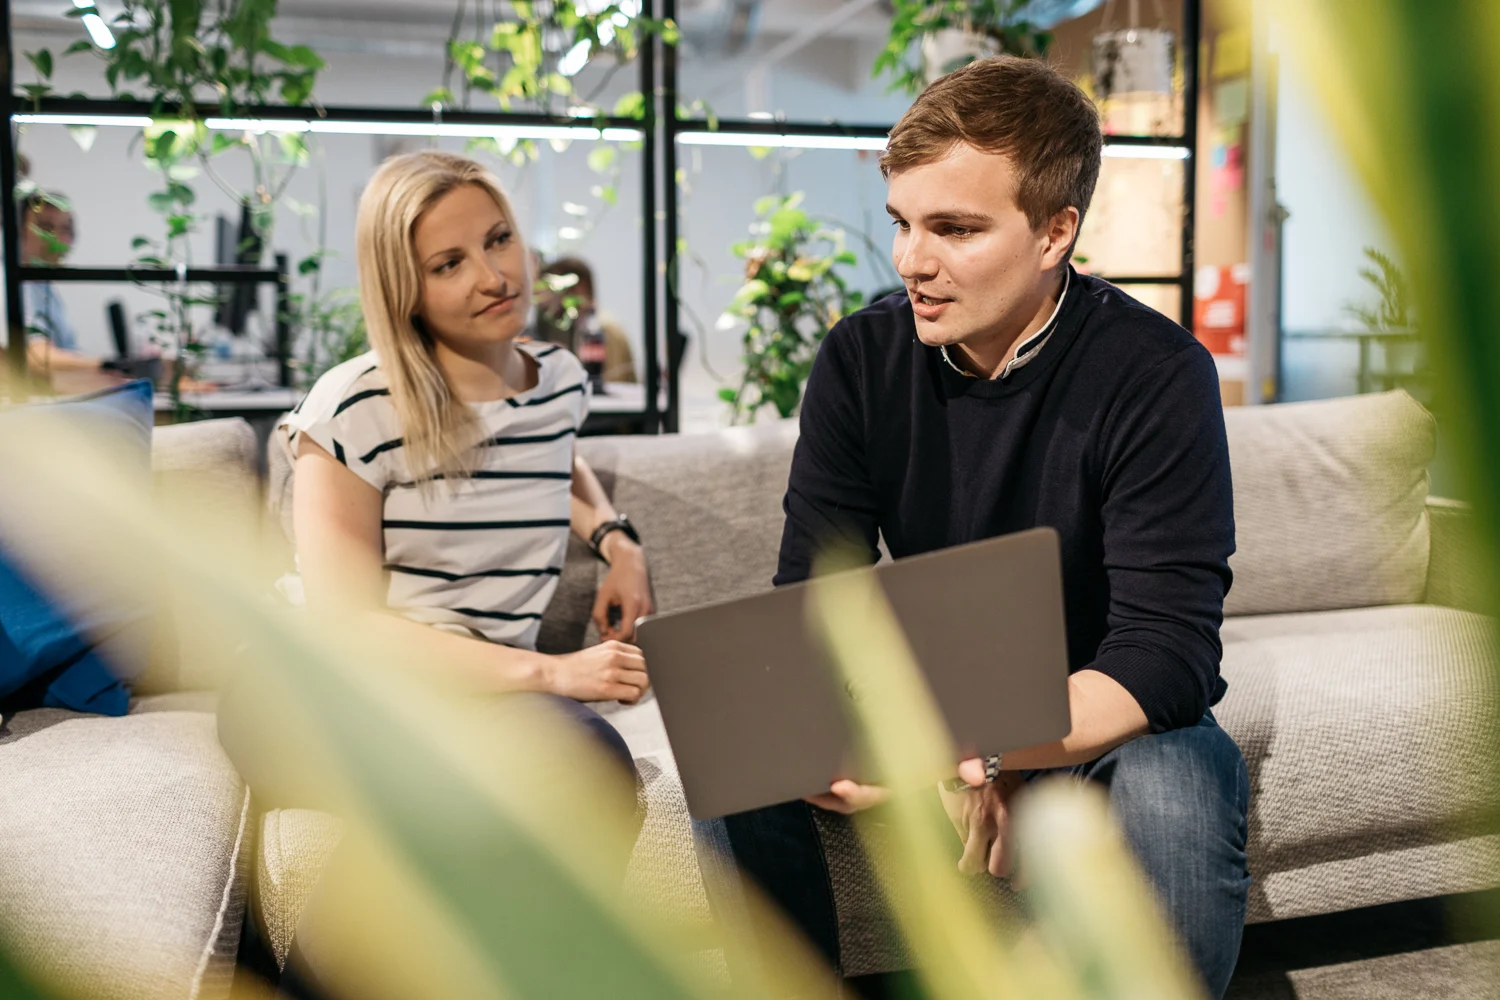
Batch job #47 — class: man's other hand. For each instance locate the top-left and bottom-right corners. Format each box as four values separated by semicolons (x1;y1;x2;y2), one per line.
805;779;890;814
938;769;1026;878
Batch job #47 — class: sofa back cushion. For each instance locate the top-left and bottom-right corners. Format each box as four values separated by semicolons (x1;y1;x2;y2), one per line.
142;418;262;694
1222;390;1435;617
536;422;799;652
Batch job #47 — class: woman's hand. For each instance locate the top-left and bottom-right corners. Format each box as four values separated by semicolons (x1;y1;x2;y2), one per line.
542;639;649;703
593;536;654;641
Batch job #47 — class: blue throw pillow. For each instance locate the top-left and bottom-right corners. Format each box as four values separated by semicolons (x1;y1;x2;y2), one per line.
0;379;155;717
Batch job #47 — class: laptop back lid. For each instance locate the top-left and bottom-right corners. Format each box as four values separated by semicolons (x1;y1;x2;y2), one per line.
636;528;1072;820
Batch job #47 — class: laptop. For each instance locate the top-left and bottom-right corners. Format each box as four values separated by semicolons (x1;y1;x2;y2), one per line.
635;527;1073;820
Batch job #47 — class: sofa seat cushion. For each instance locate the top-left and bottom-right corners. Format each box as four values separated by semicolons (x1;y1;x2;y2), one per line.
0;694;250;1000
253;697;721;973
255;808;344;969
1216;605;1500;919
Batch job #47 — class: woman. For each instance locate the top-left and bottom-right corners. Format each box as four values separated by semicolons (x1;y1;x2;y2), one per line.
284;151;653;705
221;150;653;994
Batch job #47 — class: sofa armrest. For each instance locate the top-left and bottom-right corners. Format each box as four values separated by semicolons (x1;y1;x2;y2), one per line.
1424;497;1495;614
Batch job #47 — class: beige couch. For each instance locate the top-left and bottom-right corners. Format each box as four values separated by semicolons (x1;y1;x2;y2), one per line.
3;389;1496;995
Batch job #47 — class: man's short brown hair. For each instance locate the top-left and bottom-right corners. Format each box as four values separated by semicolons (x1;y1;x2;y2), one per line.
881;56;1103;231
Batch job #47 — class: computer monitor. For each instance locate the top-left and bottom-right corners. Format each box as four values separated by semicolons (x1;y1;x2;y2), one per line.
107;299;128;359
214;201;262;335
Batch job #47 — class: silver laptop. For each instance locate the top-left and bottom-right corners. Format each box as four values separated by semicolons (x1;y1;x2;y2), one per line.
635;527;1073;820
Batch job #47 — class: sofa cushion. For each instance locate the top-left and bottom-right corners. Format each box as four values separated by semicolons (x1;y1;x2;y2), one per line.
252;698;719;973
1215;604;1500;920
0;694;250;1000
545;423;797;649
144;418;263;695
1223;391;1436;616
255;808;345;969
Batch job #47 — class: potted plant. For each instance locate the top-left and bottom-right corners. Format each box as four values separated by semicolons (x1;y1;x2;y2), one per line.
717;193;862;423
875;0;1053;95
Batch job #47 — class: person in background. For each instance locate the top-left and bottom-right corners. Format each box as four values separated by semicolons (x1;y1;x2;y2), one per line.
535;256;638;384
18;191;104;377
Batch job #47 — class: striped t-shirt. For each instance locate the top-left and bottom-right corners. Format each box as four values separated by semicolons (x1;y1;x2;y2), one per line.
277;341;587;650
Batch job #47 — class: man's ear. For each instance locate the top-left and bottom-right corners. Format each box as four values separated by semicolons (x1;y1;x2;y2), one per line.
1041;207;1081;270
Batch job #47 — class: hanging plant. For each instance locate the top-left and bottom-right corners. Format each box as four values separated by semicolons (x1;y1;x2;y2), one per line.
718;193;862;424
429;0;677;117
435;0;687;251
874;0;1052;95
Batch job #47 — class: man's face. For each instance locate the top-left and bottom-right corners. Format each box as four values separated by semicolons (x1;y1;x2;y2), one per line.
886;144;1057;350
22;203;74;265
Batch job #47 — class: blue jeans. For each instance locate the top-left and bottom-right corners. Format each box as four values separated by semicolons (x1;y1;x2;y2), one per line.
711;714;1250;999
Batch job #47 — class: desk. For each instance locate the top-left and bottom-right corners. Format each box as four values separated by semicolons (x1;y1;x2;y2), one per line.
1283;329;1425;398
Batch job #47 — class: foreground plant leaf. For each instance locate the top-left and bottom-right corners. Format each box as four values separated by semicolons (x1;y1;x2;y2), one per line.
0;415;832;1000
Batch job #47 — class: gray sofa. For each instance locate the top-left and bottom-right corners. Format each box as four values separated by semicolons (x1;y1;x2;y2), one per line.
3;389;1496;995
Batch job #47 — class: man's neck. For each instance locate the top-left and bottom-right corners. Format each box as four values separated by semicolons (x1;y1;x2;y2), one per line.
953;267;1067;380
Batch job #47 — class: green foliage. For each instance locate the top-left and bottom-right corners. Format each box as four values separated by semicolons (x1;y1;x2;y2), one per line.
20;0;327;406
1345;246;1413;332
875;0;1052;95
28;0;323;114
719;193;863;423
441;1;677;118
290;280;369;388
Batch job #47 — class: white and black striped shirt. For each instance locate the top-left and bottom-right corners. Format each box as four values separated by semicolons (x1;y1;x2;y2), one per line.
277;342;587;650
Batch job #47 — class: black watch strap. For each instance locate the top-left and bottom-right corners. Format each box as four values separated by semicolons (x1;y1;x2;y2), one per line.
589;515;640;561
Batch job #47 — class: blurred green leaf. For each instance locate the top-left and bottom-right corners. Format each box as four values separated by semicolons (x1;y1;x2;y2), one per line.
587;144;618;173
26;48;53;79
613;91;647;119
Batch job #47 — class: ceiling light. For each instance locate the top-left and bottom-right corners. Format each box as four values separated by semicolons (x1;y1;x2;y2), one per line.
13;112;151;127
204;118;639;142
677;131;888;151
13;112;639;142
1101;144;1191;159
78;10;116;48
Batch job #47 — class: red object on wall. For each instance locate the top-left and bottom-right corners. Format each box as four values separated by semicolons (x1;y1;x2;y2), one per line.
1193;263;1249;357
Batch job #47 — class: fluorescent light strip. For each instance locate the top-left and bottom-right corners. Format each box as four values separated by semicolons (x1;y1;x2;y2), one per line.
14;113;152;127
208;118;640;141
1102;144;1191;159
678;131;888;151
14;113;638;142
81;12;116;48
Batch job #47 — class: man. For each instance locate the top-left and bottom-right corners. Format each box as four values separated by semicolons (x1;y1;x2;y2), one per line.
534;255;638;383
719;57;1249;999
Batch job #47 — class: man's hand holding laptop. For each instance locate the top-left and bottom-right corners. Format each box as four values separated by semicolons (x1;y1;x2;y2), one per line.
804;754;1025;879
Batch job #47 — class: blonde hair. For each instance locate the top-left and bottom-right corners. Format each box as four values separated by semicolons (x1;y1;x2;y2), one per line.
355;150;525;482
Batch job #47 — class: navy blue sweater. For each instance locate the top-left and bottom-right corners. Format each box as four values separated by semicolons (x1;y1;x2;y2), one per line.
775;270;1235;732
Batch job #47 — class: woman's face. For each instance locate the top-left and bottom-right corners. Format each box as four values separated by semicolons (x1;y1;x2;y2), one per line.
411;183;530;349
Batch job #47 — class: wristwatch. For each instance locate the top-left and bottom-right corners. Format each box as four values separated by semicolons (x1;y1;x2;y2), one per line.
941;752;1003;793
589;514;641;563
